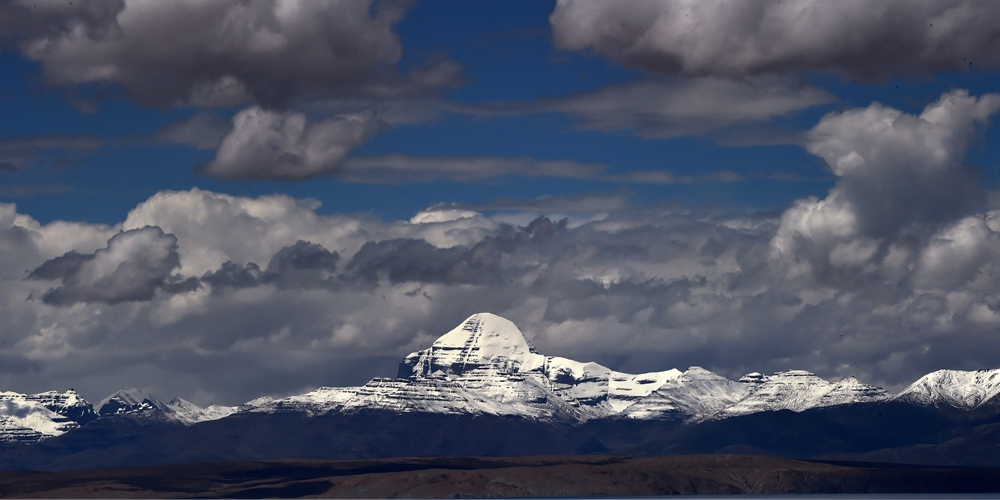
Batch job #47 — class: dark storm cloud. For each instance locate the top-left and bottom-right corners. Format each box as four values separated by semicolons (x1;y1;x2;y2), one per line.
342;238;504;286
200;261;263;290
263;240;340;289
0;354;42;375
200;241;340;291
0;0;122;47
12;0;459;108
551;0;1000;81
26;226;181;305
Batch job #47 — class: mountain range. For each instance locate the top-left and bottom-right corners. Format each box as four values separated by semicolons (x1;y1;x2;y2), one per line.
3;313;1000;470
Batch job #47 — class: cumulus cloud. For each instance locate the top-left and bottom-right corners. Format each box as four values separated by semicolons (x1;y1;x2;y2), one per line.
27;226;180;305
198;107;387;181
772;90;1000;283
550;0;1000;80
11;0;458;108
200;240;340;290
8;164;1000;405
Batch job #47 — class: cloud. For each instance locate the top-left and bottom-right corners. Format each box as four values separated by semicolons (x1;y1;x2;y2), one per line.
9;159;1000;405
263;240;340;289
198;107;387;181
533;77;835;137
0;134;104;172
772;90;1000;283
156;112;232;150
337;155;745;185
470;192;631;214
0;1;122;47
200;240;340;291
27;226;180;305
339;154;608;184
342;239;504;286
550;0;1000;80
12;0;458;108
311;75;833;143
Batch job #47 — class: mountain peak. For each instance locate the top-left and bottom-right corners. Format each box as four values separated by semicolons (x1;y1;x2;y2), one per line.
399;313;545;378
432;313;537;355
96;388;167;415
894;368;1000;409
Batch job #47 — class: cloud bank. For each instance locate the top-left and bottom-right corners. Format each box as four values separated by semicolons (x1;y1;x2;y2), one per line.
551;0;1000;80
1;92;1000;407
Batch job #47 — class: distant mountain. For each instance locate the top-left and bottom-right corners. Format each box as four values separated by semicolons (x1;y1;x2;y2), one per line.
3;312;1000;470
242;313;893;423
893;369;1000;410
0;390;94;447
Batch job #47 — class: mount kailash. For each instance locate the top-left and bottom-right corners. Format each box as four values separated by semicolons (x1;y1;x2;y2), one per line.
3;313;998;450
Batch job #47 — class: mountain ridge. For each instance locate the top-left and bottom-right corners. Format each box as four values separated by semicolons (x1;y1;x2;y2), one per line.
3;312;999;453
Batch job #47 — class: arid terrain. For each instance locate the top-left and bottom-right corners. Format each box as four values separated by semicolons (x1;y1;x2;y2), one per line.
2;454;1000;498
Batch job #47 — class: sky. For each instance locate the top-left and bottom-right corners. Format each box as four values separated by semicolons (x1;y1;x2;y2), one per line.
3;0;1000;407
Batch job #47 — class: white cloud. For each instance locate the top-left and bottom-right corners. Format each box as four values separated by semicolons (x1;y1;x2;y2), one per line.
199;107;387;181
772;90;1000;280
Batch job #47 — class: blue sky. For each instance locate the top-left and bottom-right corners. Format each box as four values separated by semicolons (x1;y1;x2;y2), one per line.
3;0;1000;405
4;1;999;224
11;0;993;224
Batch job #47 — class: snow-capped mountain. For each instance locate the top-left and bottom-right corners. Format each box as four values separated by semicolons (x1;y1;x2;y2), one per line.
96;388;169;416
165;398;237;425
893;369;1000;410
718;370;889;418
0;390;94;447
95;388;235;424
618;367;751;421
245;313;891;423
5;312;1000;453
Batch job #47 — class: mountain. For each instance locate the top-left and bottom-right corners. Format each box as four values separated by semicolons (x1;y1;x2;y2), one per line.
95;388;169;417
4;312;1000;470
718;370;889;418
893;369;1000;410
0;390;95;447
165;398;237;425
247;313;889;424
93;388;236;425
